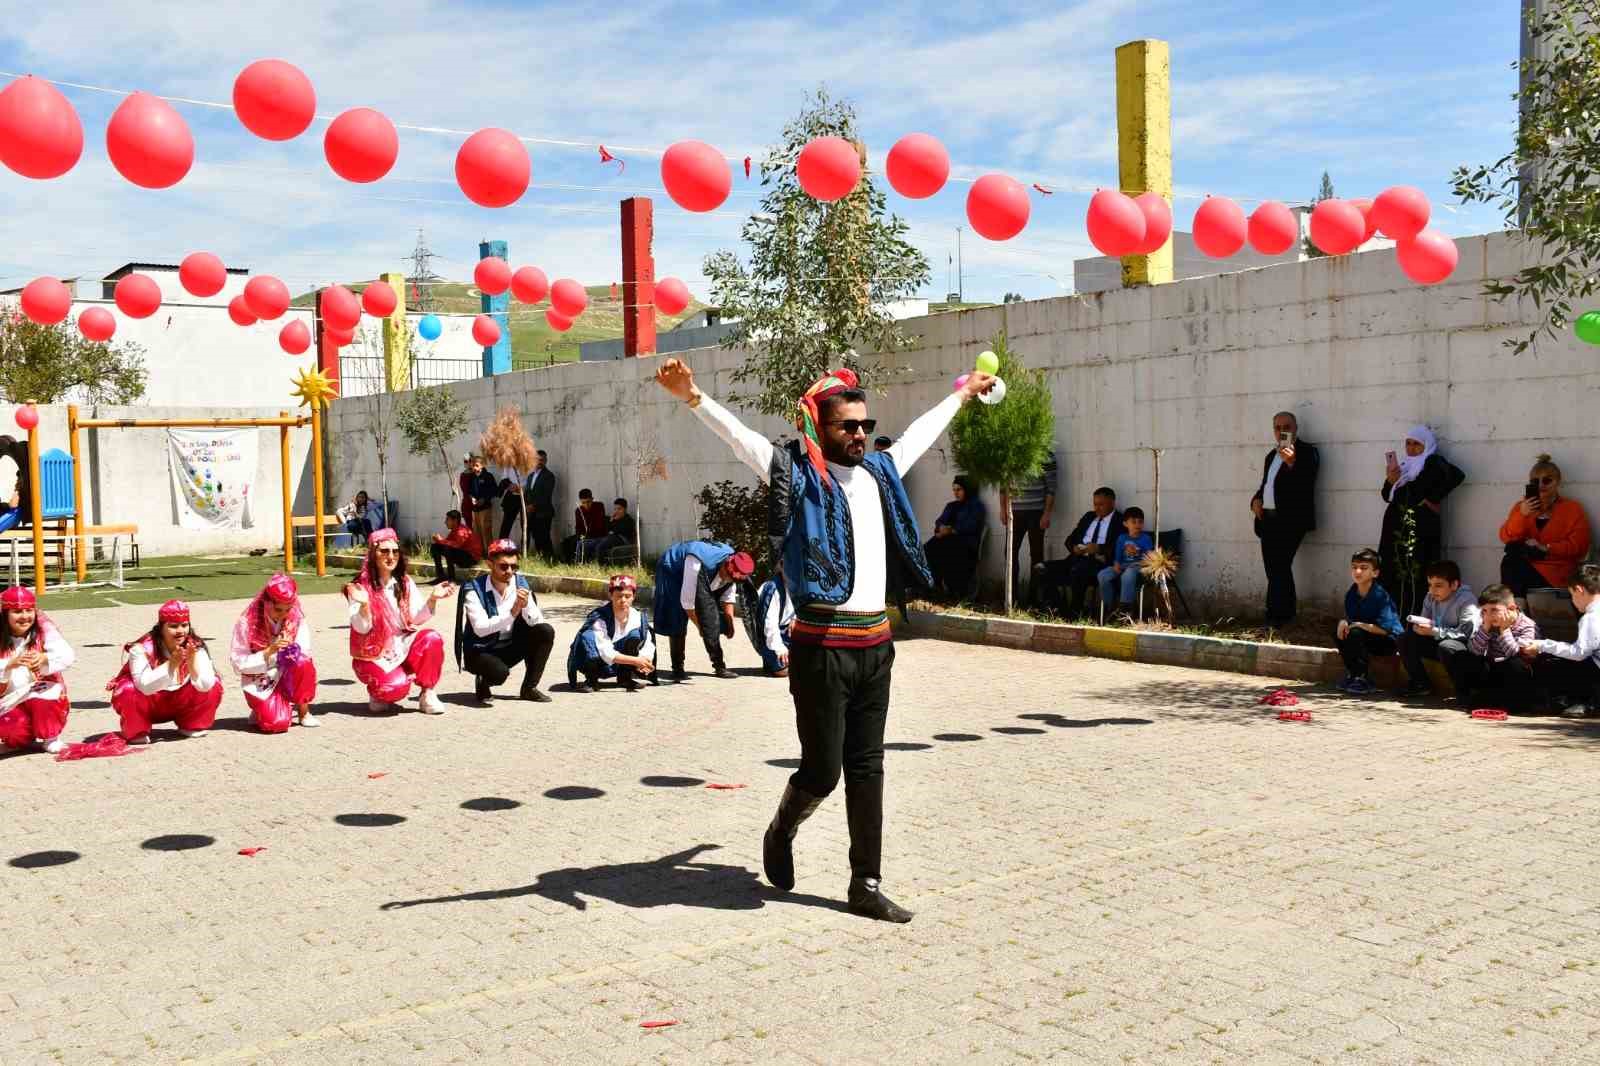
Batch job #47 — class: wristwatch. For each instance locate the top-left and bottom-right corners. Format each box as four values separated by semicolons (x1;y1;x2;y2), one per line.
687;387;703;409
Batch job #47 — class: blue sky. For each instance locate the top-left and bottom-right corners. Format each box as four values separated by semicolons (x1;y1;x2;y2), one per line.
0;0;1522;304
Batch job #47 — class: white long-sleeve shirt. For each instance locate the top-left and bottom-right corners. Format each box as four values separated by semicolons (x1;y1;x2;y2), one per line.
590;607;655;666
129;643;218;695
692;391;963;614
465;578;545;637
231;616;314;700
1535;599;1600;666
763;585;795;651
348;576;435;671
680;555;738;612
0;628;74;710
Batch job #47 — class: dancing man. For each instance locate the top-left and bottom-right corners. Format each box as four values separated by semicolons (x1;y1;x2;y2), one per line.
454;538;556;704
344;528;453;715
657;357;993;922
230;573;319;732
652;539;754;682
566;574;657;692
109;599;223;744
0;586;74;755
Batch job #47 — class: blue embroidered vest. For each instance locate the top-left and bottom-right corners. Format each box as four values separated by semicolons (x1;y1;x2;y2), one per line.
455;572;535;664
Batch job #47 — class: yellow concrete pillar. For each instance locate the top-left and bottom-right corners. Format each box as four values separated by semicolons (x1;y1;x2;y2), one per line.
380;271;410;392
1116;39;1173;287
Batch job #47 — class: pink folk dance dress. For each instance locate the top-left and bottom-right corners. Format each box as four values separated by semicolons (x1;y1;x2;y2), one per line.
230;574;318;733
0;586;74;754
109;600;223;743
346;531;445;713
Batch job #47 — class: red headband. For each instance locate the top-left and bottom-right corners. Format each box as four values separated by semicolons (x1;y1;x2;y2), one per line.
368;528;399;547
0;586;36;609
608;574;637;592
159;599;190;624
264;573;298;603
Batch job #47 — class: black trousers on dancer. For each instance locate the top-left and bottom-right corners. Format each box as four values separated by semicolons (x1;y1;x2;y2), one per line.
463;619;555;692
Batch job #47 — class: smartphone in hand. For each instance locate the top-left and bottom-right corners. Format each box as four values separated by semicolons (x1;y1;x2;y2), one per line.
1526;480;1541;500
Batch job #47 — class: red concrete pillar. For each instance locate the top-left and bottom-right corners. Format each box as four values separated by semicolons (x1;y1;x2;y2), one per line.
621;197;656;357
313;288;341;392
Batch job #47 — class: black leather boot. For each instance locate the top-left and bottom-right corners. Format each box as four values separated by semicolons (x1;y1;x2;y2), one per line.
762;783;823;892
845;777;913;923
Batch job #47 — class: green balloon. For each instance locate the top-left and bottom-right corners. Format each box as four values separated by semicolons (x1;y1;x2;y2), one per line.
975;350;999;375
1576;312;1600;345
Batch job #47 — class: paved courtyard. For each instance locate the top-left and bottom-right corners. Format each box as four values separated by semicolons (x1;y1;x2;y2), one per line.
4;590;1600;1065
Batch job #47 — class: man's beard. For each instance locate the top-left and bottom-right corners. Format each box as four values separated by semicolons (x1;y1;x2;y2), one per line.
823;439;866;467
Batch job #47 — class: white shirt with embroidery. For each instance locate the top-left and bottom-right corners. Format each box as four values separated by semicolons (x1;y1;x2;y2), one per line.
231;617;314;701
348;576;435;671
128;642;218;695
0;628;74;711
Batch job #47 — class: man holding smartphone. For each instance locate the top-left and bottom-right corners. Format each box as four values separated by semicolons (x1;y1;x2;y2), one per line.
1250;411;1321;628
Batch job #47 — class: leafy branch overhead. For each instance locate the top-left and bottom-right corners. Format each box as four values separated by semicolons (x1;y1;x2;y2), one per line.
1453;0;1600;354
704;87;931;417
0;316;148;404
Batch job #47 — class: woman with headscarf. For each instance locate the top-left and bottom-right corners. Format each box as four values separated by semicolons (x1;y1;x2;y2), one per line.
109;599;222;745
923;475;987;601
0;586;75;754
1380;426;1465;618
230;573;318;733
343;528;453;715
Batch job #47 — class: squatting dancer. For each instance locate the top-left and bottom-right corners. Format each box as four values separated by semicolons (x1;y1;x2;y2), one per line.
656;357;993;922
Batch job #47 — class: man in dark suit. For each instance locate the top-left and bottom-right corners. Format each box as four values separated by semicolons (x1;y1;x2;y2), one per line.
1250;411;1321;627
524;450;558;561
1033;487;1122;618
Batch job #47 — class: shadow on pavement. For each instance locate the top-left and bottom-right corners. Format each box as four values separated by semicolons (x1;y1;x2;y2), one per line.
334;813;407;827
461;797;522;811
141;834;215;851
9;850;81;869
543;785;606;800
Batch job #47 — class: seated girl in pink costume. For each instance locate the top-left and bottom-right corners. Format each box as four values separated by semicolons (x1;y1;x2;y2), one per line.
0;586;75;755
109;599;222;744
343;528;454;715
230;573;318;733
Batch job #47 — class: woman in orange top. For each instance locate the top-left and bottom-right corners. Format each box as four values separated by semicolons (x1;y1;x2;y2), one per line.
1499;454;1591;595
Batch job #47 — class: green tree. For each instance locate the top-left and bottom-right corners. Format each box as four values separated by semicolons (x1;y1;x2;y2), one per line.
1303;171;1338;259
0;316;147;404
704;87;931;417
694;478;774;579
394;384;470;498
947;331;1056;612
1454;0;1600;353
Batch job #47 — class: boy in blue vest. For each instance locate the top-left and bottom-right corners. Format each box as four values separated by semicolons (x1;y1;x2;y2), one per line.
567;574;657;691
652;540;754;682
658;356;994;923
753;574;794;677
453;539;555;704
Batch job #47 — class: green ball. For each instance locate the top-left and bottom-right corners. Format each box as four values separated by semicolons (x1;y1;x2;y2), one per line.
1575;312;1600;346
975;350;999;375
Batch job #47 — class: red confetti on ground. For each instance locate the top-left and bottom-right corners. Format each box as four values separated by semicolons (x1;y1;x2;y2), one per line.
1277;710;1313;722
704;783;747;790
1259;689;1300;707
367;772;389;779
1471;709;1509;721
237;847;267;857
640;1020;678;1029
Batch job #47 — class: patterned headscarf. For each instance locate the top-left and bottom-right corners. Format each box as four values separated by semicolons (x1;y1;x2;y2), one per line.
795;367;861;483
608;574;637;593
1;586;35;609
232;573;304;662
159;600;191;624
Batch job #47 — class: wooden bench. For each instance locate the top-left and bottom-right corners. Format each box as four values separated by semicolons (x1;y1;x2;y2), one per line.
292;514;350;549
3;523;140;588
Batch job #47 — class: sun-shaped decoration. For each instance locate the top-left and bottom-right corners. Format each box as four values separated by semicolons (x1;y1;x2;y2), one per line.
290;365;339;410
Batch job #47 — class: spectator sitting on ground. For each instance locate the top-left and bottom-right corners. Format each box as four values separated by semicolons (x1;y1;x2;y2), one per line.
429;510;483;584
1034;488;1122;618
1396;560;1479;699
560;489;610;563
587;498;637;562
1334;549;1403;695
1446;584;1540;711
1096;506;1153;620
923;475;986;601
1499;454;1591;600
1379;426;1465;618
1522;563;1600;719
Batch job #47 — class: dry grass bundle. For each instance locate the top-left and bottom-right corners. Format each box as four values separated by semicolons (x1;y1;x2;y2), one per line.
479;407;536;475
1140;546;1180;584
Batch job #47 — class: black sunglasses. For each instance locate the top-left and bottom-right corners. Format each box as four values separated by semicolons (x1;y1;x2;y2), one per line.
824;418;877;436
1537;476;1557;485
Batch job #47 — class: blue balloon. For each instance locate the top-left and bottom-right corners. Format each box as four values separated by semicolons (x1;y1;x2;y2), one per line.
418;314;442;341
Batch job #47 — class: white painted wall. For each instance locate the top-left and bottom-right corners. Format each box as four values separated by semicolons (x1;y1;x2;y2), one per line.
323;229;1596;616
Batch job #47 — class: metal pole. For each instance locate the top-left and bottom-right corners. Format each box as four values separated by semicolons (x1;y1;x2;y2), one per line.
311;404;327;577
68;404;86;584
280;411;294;574
956;227;964;302
25;407;44;593
77;417;306;429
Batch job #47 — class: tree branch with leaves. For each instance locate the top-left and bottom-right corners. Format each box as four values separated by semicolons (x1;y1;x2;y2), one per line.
0;315;148;404
394;384;470;499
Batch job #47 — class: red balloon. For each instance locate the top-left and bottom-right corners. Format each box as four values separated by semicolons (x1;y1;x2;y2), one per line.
471;314;502;346
232;59;316;141
550;279;588;319
1248;201;1298;255
661;140;731;213
796;136;860;202
545;309;574;332
227;295;258;326
510;266;549;304
324;107;398;184
279;319;311;355
114;273;162;319
885;133;948;199
1309;199;1366;256
326;324;355;347
1371;185;1430;241
654;276;690;316
19;277;71;325
455;128;530;208
0;75;83;179
1083;190;1144;256
474;257;512;296
361;280;397;318
1192;196;1247;258
179;252;227;298
77;306;115;342
1396;229;1459;285
105;91;194;189
966;174;1030;241
14;405;39;432
244;275;291;320
1131;192;1172;255
1350;197;1379;242
322;284;361;331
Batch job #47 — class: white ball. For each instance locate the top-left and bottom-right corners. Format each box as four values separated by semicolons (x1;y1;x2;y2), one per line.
978;375;1007;405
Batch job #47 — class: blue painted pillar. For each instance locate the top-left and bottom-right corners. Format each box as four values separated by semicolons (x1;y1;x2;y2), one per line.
479;239;511;376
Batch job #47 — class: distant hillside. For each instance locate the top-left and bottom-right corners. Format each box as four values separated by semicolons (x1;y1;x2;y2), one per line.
293;281;706;365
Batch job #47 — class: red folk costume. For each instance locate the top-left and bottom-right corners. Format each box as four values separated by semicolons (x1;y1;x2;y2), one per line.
345;529;445;708
109;599;223;742
230;573;318;733
0;586;74;752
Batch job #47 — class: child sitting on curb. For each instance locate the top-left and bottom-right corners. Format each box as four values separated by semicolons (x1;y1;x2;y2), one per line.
1335;549;1403;694
1446;584;1540;710
1397;560;1479;698
1522;563;1600;719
